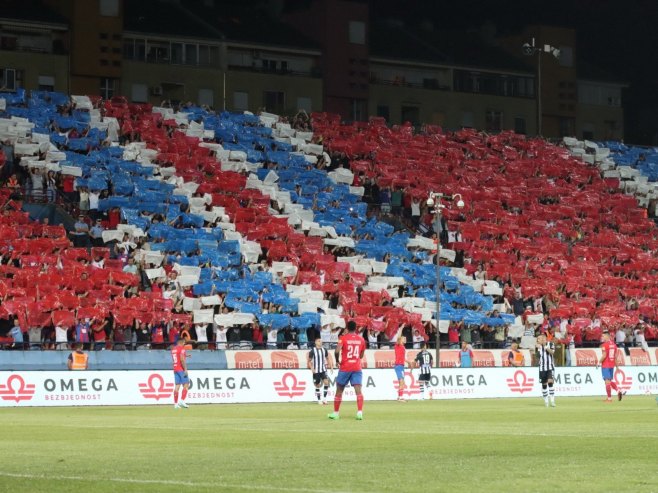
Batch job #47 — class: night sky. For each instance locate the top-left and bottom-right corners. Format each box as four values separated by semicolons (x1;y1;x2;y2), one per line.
369;0;658;144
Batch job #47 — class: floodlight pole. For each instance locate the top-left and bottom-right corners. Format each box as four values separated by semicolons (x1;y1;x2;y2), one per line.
523;37;560;137
427;192;464;368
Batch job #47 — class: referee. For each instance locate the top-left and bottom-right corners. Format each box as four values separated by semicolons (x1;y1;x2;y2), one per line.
536;334;556;408
307;337;335;405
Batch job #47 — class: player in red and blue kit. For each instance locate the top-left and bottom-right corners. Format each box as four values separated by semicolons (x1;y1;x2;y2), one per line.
596;332;624;402
394;335;407;402
328;320;366;420
171;338;190;409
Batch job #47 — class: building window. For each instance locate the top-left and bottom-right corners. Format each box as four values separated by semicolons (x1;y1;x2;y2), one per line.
147;40;169;63
99;0;119;16
100;78;116;99
185;44;198;65
198;89;214;108
263;90;285;114
131;83;148;103
38;75;55;92
485;110;503;133
461;111;474;128
171;43;183;64
514;117;526;135
233;91;249;112
262;59;277;72
1;68;18;90
351;99;367;122
296;97;312;112
582;123;594;140
401;105;420;126
559;117;575;137
349;21;366;44
376;105;390;121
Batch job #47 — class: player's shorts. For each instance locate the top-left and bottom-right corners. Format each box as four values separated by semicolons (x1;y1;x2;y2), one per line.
394;364;405;380
313;371;328;385
418;372;431;382
538;370;554;384
336;370;362;387
174;370;190;385
601;367;614;381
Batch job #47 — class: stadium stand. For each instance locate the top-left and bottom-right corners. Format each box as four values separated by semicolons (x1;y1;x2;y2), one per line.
311;114;658;347
0;90;511;352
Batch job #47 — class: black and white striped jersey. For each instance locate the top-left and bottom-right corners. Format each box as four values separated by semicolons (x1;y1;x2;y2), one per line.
537;342;555;372
308;347;328;373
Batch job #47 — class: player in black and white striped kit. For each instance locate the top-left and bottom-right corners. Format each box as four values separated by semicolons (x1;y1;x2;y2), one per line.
307;338;335;405
536;334;556;407
414;342;434;400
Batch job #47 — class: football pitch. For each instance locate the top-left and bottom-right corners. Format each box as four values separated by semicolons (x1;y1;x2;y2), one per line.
1;396;657;493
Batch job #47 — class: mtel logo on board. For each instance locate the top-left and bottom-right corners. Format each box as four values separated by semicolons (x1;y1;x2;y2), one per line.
506;370;535;394
273;372;306;398
138;374;175;401
0;374;36;402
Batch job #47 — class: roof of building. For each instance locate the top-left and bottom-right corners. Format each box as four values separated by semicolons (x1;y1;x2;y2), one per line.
124;0;319;50
370;19;534;74
0;0;68;27
124;0;222;40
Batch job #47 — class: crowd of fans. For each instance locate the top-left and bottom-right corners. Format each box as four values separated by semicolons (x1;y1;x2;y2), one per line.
0;93;655;359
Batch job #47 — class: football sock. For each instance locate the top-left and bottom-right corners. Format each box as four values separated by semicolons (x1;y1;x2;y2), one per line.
334;395;342;412
173;390;179;403
323;385;329;399
181;388;188;401
610;381;618;391
356;394;364;412
315;388;321;401
605;382;612;398
548;383;555;401
541;384;548;402
398;386;403;398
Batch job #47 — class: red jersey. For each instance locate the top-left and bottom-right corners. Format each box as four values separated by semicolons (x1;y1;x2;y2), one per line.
601;340;617;368
339;332;366;372
394;344;406;365
171;345;187;372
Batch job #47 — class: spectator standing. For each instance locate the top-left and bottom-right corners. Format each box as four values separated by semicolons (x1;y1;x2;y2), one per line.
215;325;227;349
89;219;104;247
113;324;129;351
615;327;627;350
9;318;23;350
55;323;69;350
71;215;90;248
459;341;474;368
136;322;151;350
634;325;649;353
91;319;108;351
27;326;42;350
75;318;91;350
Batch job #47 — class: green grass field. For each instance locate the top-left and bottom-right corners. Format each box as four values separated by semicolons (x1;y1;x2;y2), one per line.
1;396;657;493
